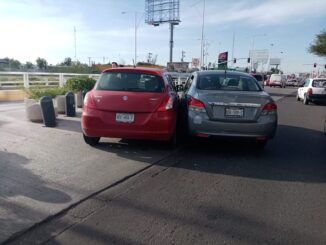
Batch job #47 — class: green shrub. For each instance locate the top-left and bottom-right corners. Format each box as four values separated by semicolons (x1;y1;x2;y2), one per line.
25;87;68;101
64;76;96;93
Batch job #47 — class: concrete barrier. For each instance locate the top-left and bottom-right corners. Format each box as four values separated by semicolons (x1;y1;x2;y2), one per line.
0;90;27;102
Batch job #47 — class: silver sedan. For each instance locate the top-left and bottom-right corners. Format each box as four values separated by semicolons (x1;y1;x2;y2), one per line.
182;70;278;148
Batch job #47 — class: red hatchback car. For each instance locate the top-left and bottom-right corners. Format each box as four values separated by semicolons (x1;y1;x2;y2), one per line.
81;67;179;147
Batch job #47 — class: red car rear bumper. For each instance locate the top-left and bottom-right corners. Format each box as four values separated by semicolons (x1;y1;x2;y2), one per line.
81;107;176;141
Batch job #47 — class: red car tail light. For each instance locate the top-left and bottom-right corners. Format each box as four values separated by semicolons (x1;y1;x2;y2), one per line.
83;92;96;109
157;96;174;112
256;136;267;141
308;88;313;96
195;133;210;138
261;102;277;115
188;97;206;113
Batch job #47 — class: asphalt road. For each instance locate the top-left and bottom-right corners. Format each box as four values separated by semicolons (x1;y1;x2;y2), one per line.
6;87;326;244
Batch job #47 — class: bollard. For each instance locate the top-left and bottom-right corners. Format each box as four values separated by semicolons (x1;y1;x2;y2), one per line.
40;96;56;127
65;92;76;117
82;89;89;107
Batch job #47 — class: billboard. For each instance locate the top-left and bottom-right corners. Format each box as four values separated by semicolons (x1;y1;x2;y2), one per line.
218;52;228;69
145;0;180;25
249;49;269;64
167;62;189;72
270;58;281;65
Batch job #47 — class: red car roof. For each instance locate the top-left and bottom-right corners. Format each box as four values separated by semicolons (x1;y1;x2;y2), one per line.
102;67;164;76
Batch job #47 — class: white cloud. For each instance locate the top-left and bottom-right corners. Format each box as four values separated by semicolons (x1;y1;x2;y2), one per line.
182;0;326;27
0;1;83;64
0;0;325;71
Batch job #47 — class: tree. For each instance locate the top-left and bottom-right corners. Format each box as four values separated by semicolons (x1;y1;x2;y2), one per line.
270;67;282;74
151;54;158;65
309;31;326;57
25;62;34;69
61;57;72;66
36;57;48;70
8;59;21;69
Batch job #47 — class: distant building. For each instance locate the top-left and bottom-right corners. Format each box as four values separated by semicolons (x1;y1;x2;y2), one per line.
167;62;190;72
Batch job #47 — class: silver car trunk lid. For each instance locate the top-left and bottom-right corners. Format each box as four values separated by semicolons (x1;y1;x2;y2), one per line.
197;90;272;122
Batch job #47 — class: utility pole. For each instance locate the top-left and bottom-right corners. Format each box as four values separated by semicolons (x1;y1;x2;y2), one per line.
147;52;153;63
231;31;235;62
102;57;109;64
200;0;206;69
169;23;175;63
181;51;185;62
203;40;209;69
88;57;91;67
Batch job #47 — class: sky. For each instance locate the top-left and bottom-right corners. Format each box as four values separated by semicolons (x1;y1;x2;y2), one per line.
0;0;325;74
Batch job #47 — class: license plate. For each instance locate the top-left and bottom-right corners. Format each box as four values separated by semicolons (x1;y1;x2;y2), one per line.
116;113;134;123
225;107;244;117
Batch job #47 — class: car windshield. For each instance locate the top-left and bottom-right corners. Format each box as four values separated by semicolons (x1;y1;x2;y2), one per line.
312;80;326;88
196;74;261;91
96;72;164;93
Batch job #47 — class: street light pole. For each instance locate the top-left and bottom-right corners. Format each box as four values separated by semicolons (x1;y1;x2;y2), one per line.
268;43;274;71
231;31;235;62
280;51;284;72
122;11;142;66
134;12;137;65
200;0;206;69
250;33;266;72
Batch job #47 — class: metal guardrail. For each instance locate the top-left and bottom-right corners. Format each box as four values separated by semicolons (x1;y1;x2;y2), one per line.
0;72;101;90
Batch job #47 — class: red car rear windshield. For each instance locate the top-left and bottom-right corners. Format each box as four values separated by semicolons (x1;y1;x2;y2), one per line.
96;72;165;93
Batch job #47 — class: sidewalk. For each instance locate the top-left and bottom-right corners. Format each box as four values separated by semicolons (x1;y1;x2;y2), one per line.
0;102;172;243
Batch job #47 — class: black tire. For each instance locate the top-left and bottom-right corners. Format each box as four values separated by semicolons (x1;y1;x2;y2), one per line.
303;94;309;105
296;93;300;101
83;134;100;146
255;140;267;150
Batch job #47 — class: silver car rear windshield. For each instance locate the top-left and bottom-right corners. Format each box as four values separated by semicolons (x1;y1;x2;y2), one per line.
197;74;262;91
96;72;164;93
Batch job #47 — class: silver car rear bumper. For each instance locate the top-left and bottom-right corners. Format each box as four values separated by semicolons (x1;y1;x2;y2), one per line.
188;111;277;139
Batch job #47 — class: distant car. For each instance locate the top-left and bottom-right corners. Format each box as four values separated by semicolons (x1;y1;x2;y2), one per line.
82;67;179;147
166;72;191;88
296;78;305;87
250;73;267;89
177;73;191;87
297;78;326;104
286;79;297;87
182;70;278;148
269;74;287;88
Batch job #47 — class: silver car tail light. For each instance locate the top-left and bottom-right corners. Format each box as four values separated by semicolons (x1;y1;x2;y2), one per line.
188;97;206;113
261;102;277;115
